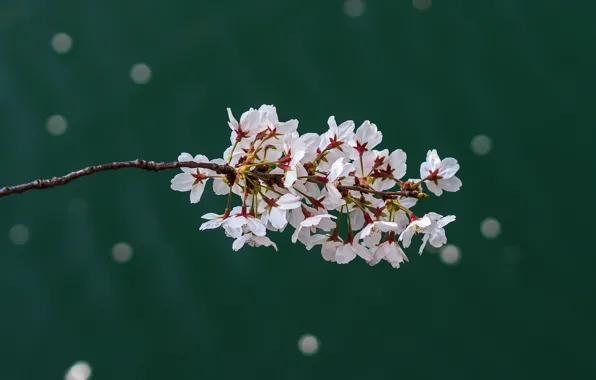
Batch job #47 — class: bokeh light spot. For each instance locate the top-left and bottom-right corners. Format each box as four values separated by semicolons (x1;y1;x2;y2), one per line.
46;115;68;136
440;244;461;265
481;218;501;239
343;0;365;18
9;224;29;245
298;334;320;356
130;63;152;84
65;361;92;380
51;33;73;54
412;0;432;11
471;134;493;156
112;242;133;263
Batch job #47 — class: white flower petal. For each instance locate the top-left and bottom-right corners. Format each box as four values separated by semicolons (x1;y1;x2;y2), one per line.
327;158;345;182
252;236;278;251
232;234;251;251
336;244;357;264
247;217;266;236
193;154;209;163
439;158;460;178
178;152;194;162
291;225;303;243
399;228;414;248
226;216;247;229
419;234;430;255
425;180;443;196
223;224;243;239
354;244;373;262
189;183;206;203
284;169;297;188
269;208;288;230
321;241;341;262
420;162;430;179
438;215;456;227
200;218;224;230
227;108;238;129
384;243;407;266
429;229;447;248
301;214;335;228
305;234;328;250
277;194;302;210
389;149;407;179
170;173;194;191
426;149;441;170
440;176;462;193
213;179;230;195
201;213;220;220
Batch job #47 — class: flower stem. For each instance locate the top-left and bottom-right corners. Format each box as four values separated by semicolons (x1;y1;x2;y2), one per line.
227;140;239;163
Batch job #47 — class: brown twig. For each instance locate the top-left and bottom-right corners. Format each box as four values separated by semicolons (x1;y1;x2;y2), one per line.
0;160;234;198
335;185;421;199
0;159;422;200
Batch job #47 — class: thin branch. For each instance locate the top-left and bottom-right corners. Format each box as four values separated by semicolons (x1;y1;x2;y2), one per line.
0;160;234;198
335;185;422;199
0;159;422;200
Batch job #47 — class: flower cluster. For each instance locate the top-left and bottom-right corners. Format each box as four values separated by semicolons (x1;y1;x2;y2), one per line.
170;105;461;269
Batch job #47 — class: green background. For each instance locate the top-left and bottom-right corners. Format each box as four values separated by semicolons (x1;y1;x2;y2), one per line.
1;0;594;379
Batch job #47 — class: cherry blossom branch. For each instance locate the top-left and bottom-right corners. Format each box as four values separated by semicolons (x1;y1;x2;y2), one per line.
336;185;426;199
0;159;234;198
0;158;425;201
247;171;422;199
0;104;463;269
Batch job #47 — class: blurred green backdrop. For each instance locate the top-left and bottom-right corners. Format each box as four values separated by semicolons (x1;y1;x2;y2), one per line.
1;0;594;379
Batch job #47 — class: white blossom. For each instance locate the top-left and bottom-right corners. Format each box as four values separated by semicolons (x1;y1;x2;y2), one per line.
227;208;267;237
400;213;456;254
370;240;409;269
281;132;307;188
227;107;264;145
199;213;227;230
261;193;302;230
233;233;278;251
258;104;298;136
291;214;336;244
170;153;213;203
169;105;460;270
321;240;343;262
420;149;462;196
336;233;373;264
360;221;400;248
349;120;382;159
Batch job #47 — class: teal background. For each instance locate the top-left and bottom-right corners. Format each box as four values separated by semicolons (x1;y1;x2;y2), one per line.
1;0;594;379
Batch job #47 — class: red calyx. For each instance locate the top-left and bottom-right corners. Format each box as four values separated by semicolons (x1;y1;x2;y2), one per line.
327;134;343;149
373;156;385;168
235;128;249;142
301;205;312;219
428;168;442;183
263;195;278;208
191;170;208;185
310;196;326;210
355;140;368;155
371;206;385;219
376;164;393;177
